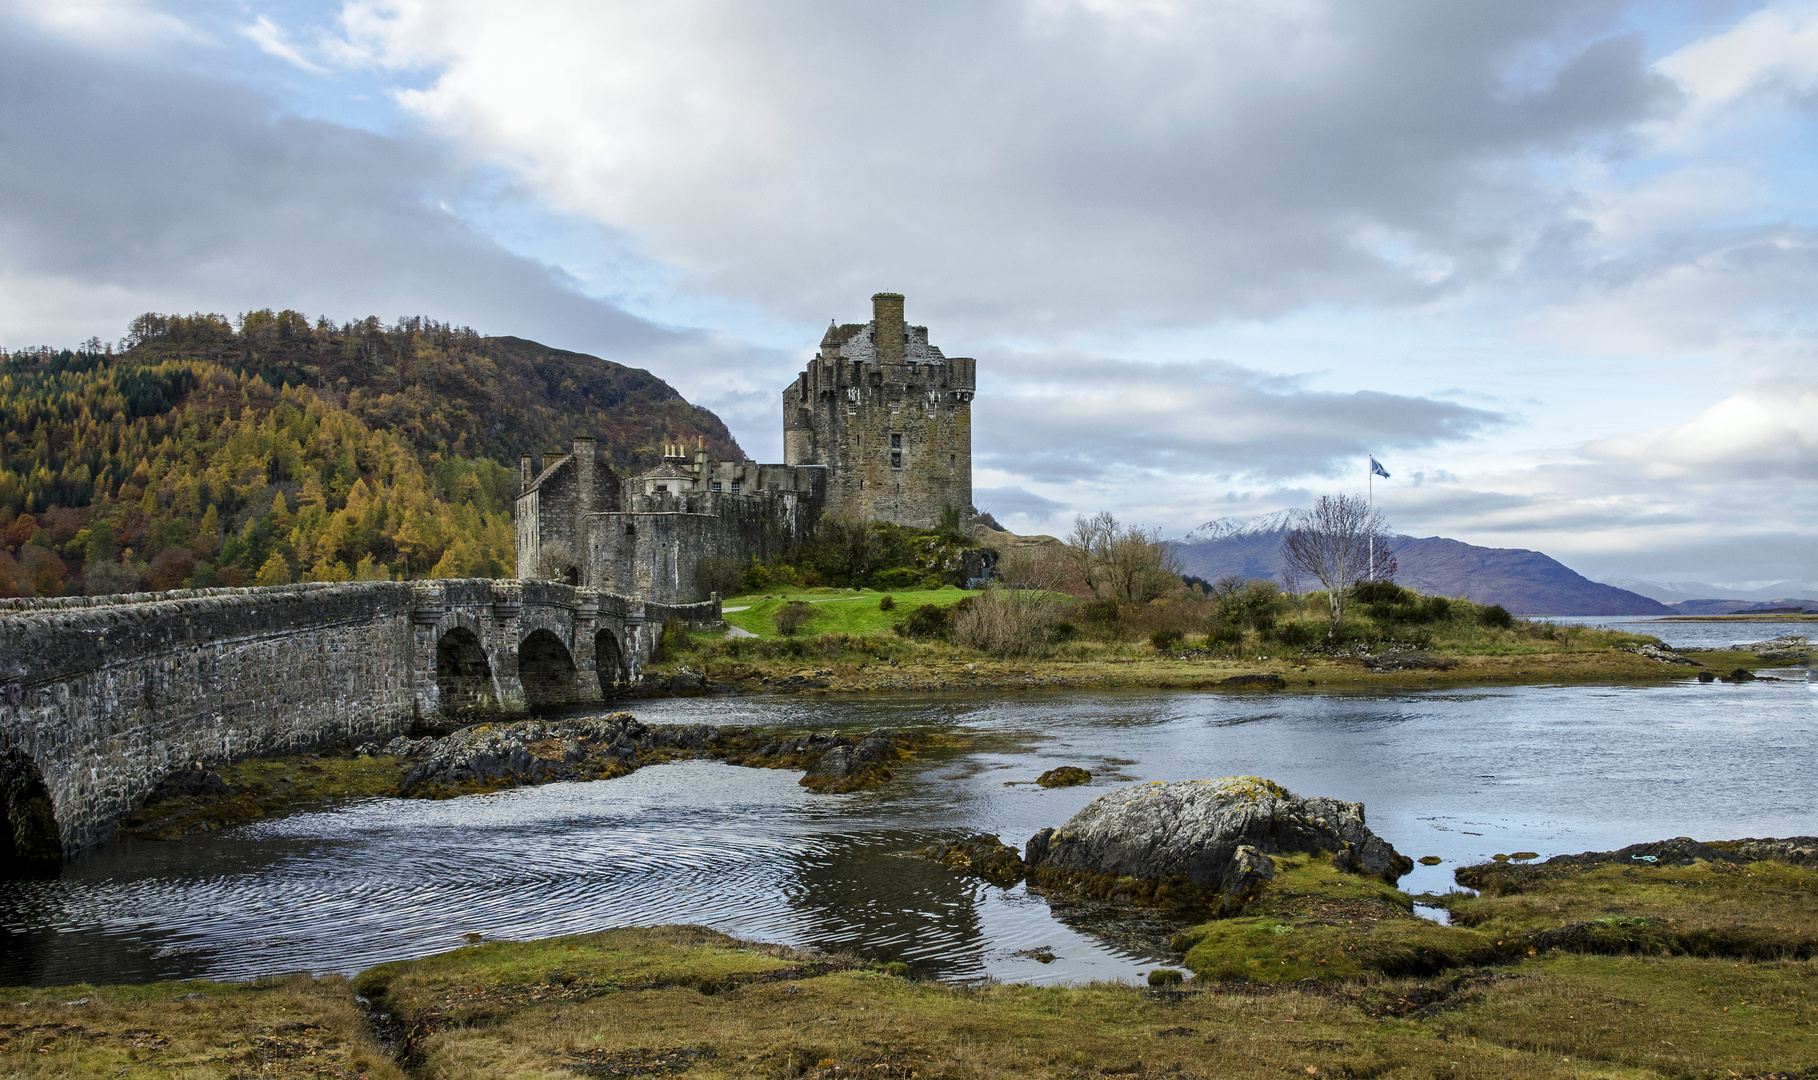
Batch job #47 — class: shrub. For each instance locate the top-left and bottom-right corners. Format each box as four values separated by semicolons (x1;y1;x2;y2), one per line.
653;617;693;661
878;595;896;611
773;601;816;637
692;553;749;599
1350;580;1412;605
1478;604;1514;629
1206;623;1244;650
1150;628;1183;651
951;589;1060;658
1271;621;1312;647
894;602;955;640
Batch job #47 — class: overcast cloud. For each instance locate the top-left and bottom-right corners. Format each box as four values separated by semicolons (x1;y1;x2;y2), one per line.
0;0;1813;592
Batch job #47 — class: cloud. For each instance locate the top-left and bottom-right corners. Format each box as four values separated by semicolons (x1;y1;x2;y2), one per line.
1653;5;1818;139
0;22;781;448
973;485;1068;522
1586;383;1818;477
239;15;327;74
0;0;208;52
326;0;1672;333
974;352;1502;483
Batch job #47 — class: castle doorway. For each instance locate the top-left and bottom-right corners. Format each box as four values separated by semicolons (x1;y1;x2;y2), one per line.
518;629;576;705
594;630;627;692
435;628;493;709
0;747;61;867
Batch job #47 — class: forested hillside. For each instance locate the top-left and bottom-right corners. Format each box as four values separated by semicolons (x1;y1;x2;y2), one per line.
0;311;743;596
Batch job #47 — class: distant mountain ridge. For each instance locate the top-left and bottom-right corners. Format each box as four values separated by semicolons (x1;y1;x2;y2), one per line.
1170;514;1669;615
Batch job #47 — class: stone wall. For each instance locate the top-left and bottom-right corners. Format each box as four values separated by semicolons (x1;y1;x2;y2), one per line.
584;485;820;605
0;579;719;857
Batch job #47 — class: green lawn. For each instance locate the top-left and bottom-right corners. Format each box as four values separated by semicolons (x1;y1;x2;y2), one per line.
721;586;976;639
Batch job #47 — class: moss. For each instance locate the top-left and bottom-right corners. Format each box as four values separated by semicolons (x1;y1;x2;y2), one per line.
1035;765;1091;788
118;752;411;839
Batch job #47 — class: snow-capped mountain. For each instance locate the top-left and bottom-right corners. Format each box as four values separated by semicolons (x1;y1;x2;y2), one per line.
1176;509;1302;544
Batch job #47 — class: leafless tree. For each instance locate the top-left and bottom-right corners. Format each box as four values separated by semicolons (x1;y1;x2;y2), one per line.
1066;511;1182;604
952;547;1071;658
537;540;579;583
1280;495;1395;637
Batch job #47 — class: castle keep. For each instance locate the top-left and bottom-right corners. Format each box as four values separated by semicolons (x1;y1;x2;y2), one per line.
515;294;976;605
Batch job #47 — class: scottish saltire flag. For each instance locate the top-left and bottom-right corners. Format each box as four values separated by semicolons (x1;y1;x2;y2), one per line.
1370;457;1390;479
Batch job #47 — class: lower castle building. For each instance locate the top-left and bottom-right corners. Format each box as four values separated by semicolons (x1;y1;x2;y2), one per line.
516;294;976;604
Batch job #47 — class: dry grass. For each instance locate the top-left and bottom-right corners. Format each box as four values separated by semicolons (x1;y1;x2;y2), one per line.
0;973;403;1079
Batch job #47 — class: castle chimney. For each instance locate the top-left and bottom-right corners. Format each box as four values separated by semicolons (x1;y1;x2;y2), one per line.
872;292;906;365
520;453;533;493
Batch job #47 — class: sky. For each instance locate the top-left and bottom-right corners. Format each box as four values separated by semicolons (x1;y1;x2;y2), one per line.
0;0;1813;596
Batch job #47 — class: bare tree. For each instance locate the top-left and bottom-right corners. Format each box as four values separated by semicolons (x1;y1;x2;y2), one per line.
1280;495;1395;637
537;540;579;583
1066;511;1182;604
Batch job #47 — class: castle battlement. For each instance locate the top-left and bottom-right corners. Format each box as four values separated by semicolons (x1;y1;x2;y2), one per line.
516;294;974;603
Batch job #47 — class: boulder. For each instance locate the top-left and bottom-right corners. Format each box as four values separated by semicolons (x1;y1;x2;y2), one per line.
1023;776;1411;913
799;731;901;794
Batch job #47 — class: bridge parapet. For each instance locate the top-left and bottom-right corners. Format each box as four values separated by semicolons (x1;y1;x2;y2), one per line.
0;579;720;859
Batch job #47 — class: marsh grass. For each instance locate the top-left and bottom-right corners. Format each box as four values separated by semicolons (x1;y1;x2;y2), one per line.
0;973;403;1079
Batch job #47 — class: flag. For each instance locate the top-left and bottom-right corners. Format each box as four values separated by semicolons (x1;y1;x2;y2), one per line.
1370;457;1390;479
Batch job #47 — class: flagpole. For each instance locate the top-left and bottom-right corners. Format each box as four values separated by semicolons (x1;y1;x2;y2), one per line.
1367;455;1374;583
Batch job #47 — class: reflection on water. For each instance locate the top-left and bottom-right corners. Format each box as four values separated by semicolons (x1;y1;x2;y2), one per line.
3;677;1811;987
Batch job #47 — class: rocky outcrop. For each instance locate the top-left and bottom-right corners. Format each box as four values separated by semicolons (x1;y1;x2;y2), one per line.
916;834;1027;887
1023;776;1411;913
397;717;919;798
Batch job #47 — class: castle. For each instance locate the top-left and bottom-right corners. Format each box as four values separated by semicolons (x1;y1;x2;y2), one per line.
515;294;977;604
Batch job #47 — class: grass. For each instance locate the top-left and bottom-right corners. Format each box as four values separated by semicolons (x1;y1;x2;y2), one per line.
1445;858;1818;959
720;586;976;639
0;973;403;1079
19;917;1815;1080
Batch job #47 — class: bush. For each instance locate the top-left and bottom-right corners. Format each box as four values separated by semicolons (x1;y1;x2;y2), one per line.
1350;580;1412;605
773;601;816;637
878;595;895;611
1478;604;1514;629
692;553;749;599
894;602;956;640
1150;628;1183;651
1271;621;1312;647
1206;623;1244;650
952;589;1061;658
653;617;693;661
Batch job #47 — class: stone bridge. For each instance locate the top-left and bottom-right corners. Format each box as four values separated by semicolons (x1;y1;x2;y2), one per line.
0;579;720;860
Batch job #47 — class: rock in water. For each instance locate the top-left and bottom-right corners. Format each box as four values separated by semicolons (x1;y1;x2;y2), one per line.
1023;776;1412;913
917;834;1027;887
1036;766;1092;788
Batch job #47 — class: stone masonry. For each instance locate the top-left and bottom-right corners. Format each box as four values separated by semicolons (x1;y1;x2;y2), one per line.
0;580;718;857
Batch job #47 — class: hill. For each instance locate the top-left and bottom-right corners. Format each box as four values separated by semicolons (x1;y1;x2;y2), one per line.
1170;515;1669;615
1666;598;1818;615
0;310;743;597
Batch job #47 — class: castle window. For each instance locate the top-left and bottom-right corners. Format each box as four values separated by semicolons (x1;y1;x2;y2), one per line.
710;481;722;491
655;484;668;493
625;524;635;536
949;454;955;471
890;434;902;449
731;481;741;493
891;451;902;469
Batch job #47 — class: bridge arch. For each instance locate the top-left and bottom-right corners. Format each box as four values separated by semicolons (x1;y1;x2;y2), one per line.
519;629;577;705
436;627;493;709
0;747;62;864
594;629;628;692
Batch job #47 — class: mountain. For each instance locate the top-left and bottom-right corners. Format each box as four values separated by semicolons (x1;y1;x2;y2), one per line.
1600;577;1818;604
1666;598;1818;615
1170;515;1669;615
0;309;743;596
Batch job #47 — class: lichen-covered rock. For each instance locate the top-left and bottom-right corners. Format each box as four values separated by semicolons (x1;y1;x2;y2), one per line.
917;834;1027;886
798;732;903;794
1036;766;1092;788
1023;776;1411;913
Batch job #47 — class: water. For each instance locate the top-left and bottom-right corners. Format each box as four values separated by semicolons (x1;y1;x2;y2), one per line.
1533;615;1813;651
3;677;1812;988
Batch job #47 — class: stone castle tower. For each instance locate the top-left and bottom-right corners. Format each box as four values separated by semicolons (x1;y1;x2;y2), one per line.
782;293;975;529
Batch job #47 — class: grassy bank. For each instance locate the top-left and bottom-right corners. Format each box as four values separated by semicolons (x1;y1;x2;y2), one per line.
10;908;1814;1078
656;630;1802;694
655;581;1808;694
